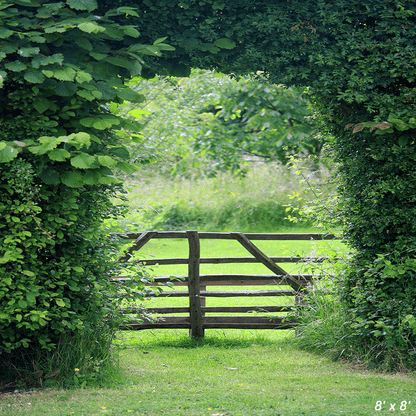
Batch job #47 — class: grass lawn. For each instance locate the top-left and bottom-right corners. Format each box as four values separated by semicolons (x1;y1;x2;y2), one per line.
1;329;416;416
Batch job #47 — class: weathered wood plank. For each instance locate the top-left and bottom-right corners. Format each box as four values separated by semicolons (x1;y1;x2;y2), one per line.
200;289;296;297
121;315;190;330
121;305;296;315
199;274;314;283
202;322;297;329
142;289;297;297
187;230;204;337
202;316;295;324
148;291;190;297
118;231;157;262
201;305;296;313
121;307;190;314
123;316;297;326
231;232;288;275
133;306;297;316
129;256;329;266
113;274;315;286
121;316;299;330
122;322;297;330
231;232;306;292
119;231;340;241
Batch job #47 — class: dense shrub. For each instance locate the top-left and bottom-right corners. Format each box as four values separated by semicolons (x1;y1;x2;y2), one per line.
0;0;171;386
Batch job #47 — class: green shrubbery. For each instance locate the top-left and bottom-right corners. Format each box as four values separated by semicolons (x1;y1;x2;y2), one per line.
0;1;169;388
0;155;137;386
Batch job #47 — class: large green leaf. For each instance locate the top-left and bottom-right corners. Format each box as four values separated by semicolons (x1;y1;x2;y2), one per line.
24;70;45;84
5;61;27;72
214;38;236;49
78;22;105;34
128;108;151;119
123;26;140;38
97;155;117;166
67;132;91;149
32;136;63;155
89;52;107;60
67;0;97;12
74;36;93;51
98;176;119;184
0;145;19;163
48;149;71;161
115;88;144;103
39;169;60;185
0;28;13;39
80;116;120;130
116;161;138;173
13;0;41;5
1;42;18;54
54;67;76;82
76;89;95;101
82;170;101;185
110;146;130;159
32;53;64;69
33;97;51;113
75;71;92;84
61;171;84;187
70;153;96;169
105;57;133;71
18;47;40;57
55;82;77;96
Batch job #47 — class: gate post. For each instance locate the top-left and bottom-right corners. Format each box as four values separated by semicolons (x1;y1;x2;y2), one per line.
186;230;204;338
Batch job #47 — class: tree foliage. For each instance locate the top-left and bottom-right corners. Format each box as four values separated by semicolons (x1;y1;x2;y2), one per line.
127;70;317;176
195;77;318;172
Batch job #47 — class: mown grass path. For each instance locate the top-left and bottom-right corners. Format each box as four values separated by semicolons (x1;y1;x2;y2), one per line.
1;330;415;416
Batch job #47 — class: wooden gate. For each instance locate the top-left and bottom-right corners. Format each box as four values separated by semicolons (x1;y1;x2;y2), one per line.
114;231;338;337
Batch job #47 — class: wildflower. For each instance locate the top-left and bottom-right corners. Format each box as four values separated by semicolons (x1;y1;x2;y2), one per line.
75;368;80;372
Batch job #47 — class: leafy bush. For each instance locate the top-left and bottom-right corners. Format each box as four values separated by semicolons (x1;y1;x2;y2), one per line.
0;156;133;386
0;1;171;387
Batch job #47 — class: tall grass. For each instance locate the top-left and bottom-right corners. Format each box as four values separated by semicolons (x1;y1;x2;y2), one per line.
1;321;120;392
117;163;326;233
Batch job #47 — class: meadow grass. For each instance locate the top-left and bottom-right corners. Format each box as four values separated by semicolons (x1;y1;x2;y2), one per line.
115;163;326;233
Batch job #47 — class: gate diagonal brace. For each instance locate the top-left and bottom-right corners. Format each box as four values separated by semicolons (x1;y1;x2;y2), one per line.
118;231;157;263
230;232;305;292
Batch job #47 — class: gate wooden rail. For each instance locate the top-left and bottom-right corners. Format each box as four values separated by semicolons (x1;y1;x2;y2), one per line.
114;231;339;337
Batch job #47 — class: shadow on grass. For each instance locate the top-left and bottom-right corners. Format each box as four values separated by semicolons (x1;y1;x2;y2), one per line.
116;329;294;350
